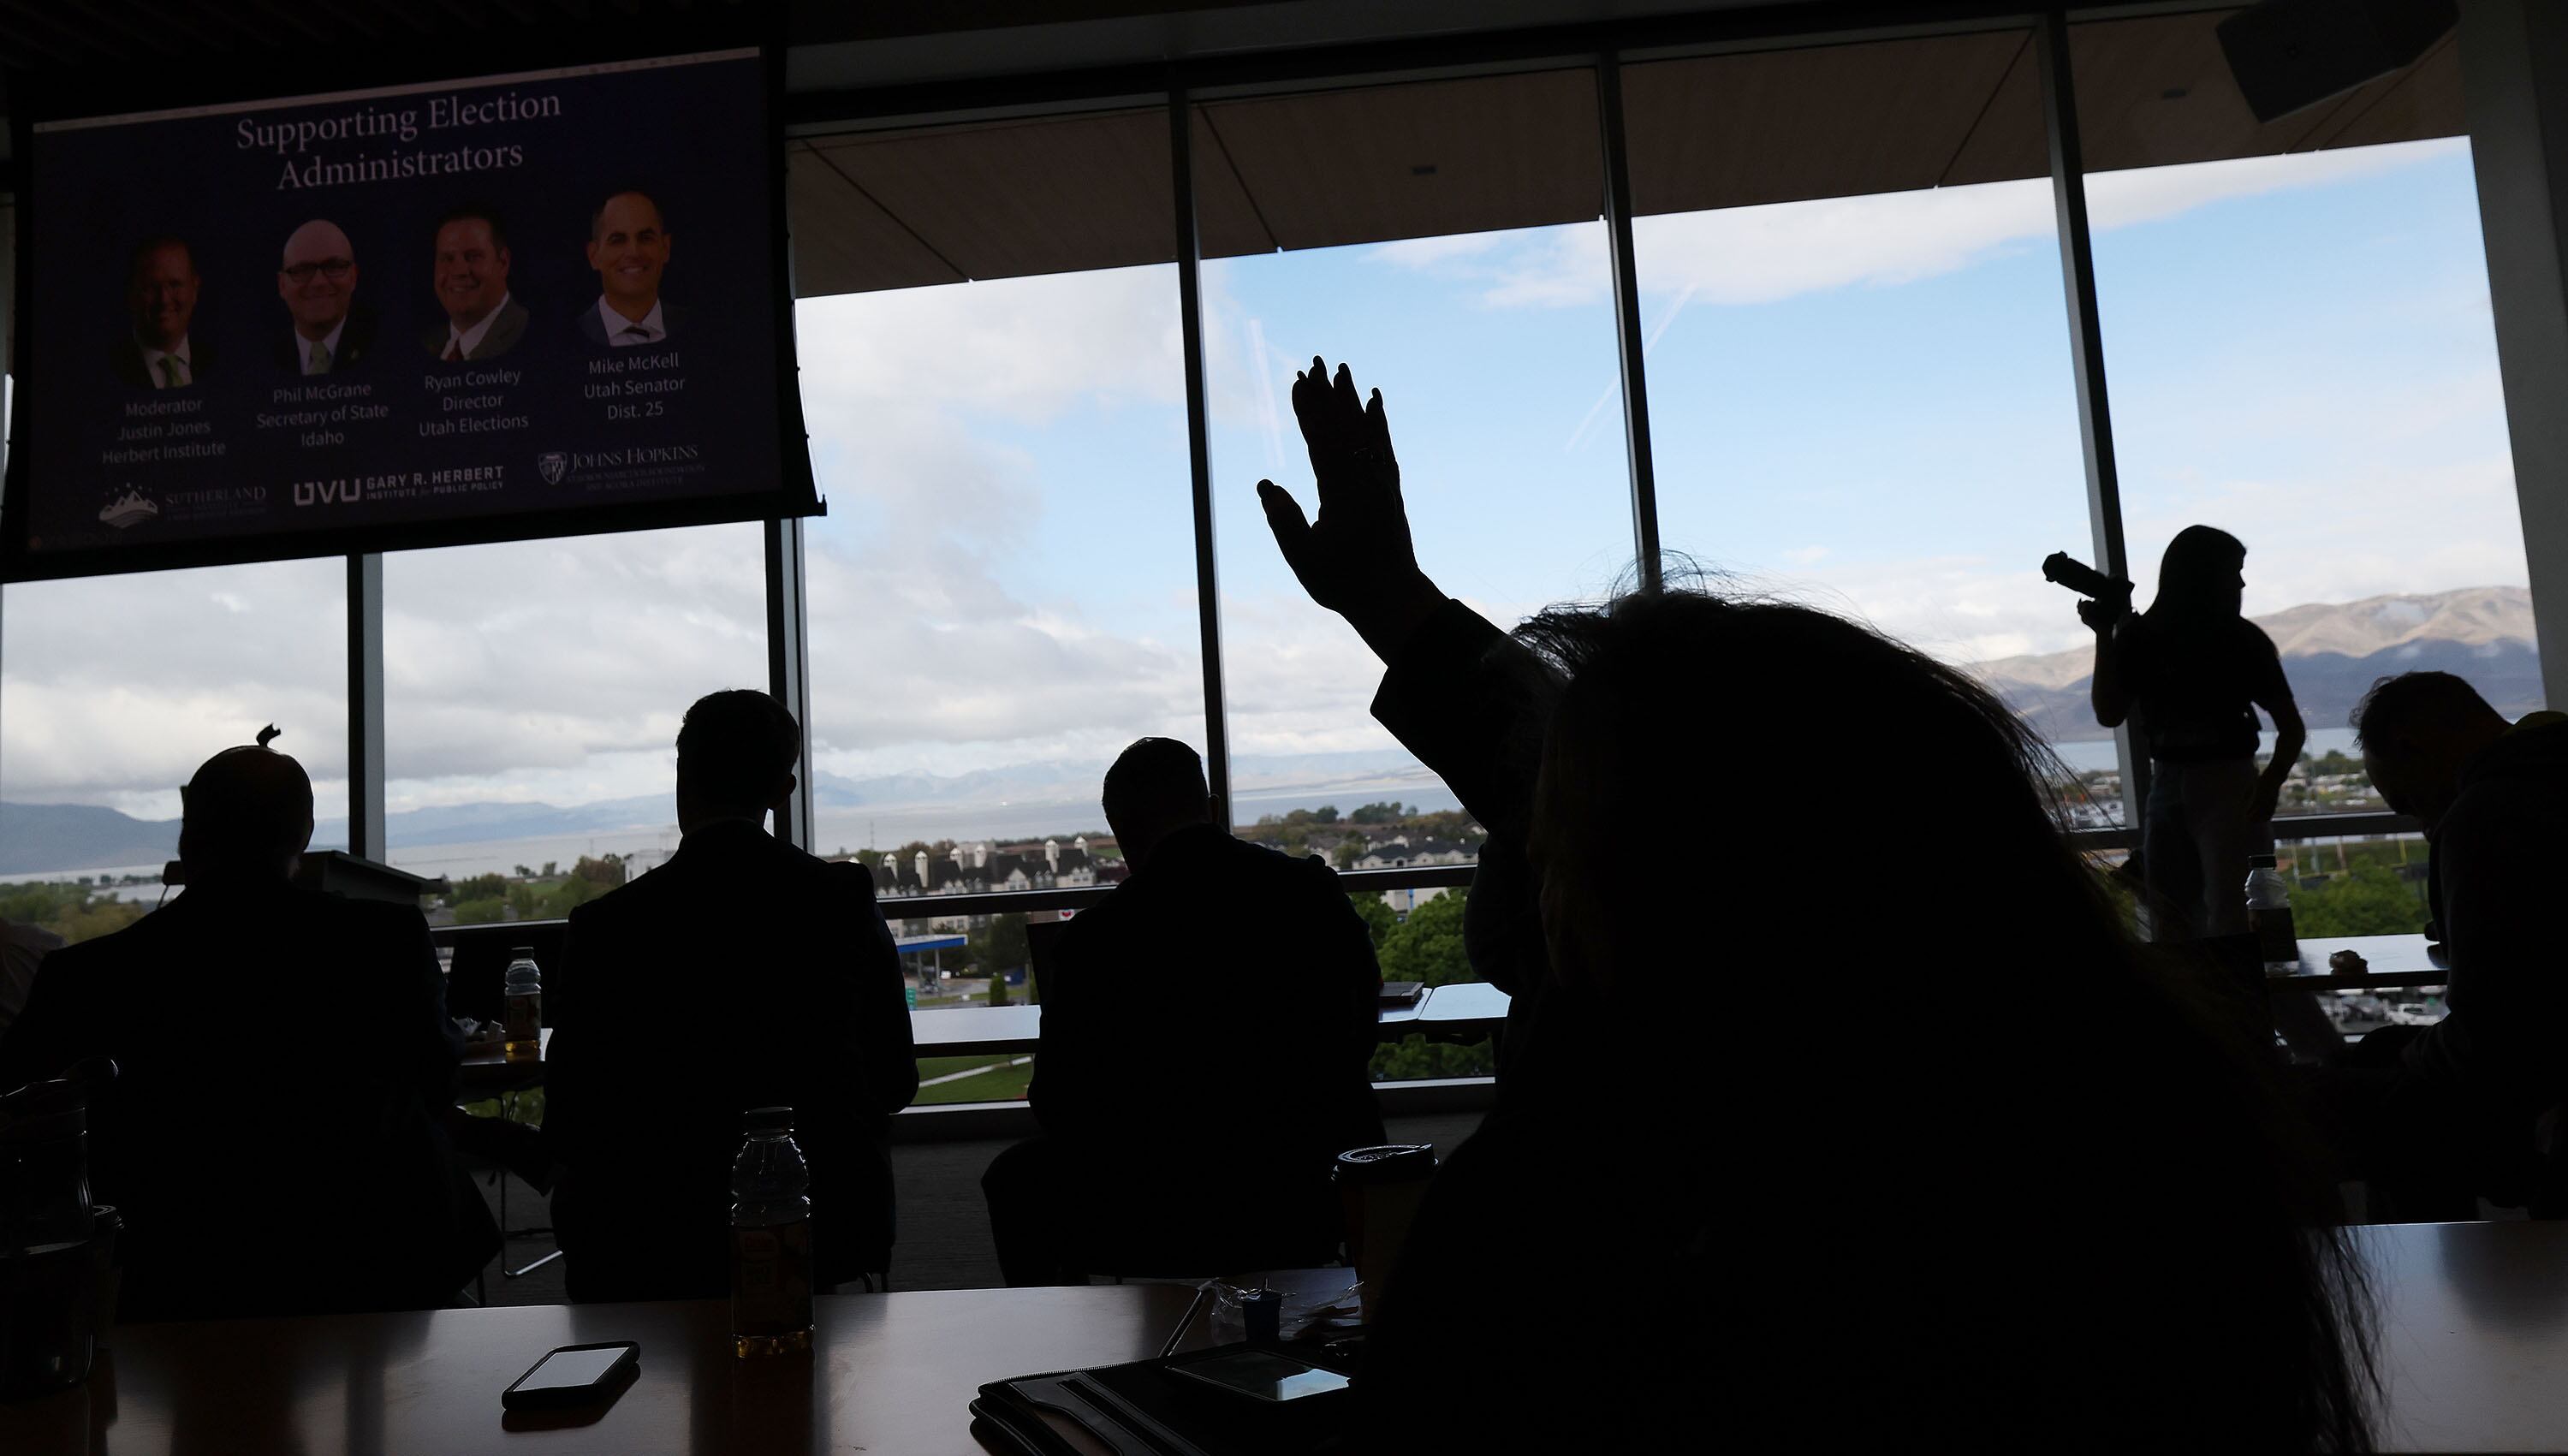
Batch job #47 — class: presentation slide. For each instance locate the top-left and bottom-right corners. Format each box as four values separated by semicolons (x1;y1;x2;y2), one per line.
12;47;806;574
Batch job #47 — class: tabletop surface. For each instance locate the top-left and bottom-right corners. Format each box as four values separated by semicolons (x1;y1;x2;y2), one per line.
0;1283;1200;1455
3;1220;2559;1451
2370;1219;2568;1452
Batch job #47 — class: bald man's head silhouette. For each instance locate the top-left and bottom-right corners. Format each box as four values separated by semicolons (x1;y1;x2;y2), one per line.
179;734;315;884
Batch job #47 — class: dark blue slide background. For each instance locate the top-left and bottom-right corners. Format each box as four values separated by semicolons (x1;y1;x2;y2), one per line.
22;50;786;559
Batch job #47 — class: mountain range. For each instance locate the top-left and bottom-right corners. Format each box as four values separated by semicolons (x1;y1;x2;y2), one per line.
1971;585;2542;745
4;590;2536;876
0;748;1450;877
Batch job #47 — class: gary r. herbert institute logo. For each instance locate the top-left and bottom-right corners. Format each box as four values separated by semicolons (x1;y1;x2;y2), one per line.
538;452;569;485
98;485;159;530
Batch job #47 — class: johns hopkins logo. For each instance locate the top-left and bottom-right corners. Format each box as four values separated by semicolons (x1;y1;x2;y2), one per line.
98;485;158;530
537;452;570;485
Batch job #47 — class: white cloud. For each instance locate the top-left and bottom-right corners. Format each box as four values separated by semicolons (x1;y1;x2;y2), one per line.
1375;139;2462;312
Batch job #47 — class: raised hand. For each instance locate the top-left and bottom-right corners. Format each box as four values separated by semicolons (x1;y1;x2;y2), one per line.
1257;356;1444;661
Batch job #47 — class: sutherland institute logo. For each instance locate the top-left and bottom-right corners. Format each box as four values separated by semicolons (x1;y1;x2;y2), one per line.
98;485;159;530
538;452;570;485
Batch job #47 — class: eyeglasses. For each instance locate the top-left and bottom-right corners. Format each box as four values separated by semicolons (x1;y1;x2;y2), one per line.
282;259;354;282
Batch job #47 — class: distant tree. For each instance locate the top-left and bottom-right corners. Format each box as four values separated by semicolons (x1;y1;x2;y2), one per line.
452;897;508;925
506;883;544;921
547;875;603;915
1313;805;1340;824
895;841;933;863
571;853;627;888
1350;894;1398;950
1378;890;1471;986
1333;840;1365;870
971;916;1030;1007
1370;1034;1495;1081
512;865;534;879
2295;864;2428;937
1349;802;1405;825
452;872;506;904
541;861;560;878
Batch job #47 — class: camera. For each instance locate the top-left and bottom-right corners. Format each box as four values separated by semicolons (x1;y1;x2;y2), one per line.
2042;552;2134;619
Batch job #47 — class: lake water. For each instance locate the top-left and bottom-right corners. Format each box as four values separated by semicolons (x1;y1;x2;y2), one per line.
2047;725;2363;776
33;732;2369;891
39;778;1472;889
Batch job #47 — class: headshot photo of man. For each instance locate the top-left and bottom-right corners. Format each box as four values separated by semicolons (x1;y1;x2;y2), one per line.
275;220;377;376
422;204;526;362
578;188;679;348
112;236;209;389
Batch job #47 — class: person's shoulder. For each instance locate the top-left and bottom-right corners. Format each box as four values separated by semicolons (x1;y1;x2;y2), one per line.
574;304;609;346
318;892;431;940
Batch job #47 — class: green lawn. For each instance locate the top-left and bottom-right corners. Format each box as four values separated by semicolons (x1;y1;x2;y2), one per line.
913;1054;1036;1106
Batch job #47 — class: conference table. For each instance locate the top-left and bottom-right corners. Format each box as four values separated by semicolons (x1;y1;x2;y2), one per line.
3;1219;2562;1452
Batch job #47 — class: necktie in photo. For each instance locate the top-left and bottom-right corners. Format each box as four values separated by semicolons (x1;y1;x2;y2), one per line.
158;355;186;389
621;326;654;343
307;342;332;376
444;338;464;363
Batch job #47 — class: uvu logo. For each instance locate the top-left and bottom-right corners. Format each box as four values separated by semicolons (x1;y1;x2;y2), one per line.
293;479;363;507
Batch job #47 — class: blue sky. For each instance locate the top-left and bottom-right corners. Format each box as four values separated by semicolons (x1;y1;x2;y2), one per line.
0;137;2529;845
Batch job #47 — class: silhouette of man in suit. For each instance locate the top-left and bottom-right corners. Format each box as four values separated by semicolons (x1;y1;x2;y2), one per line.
421;205;526;361
982;738;1386;1285
577;189;683;348
274;219;378;376
111;235;211;389
545;691;918;1300
0;734;496;1320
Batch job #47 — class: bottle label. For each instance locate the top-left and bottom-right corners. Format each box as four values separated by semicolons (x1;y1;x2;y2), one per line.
2250;905;2298;964
733;1220;814;1338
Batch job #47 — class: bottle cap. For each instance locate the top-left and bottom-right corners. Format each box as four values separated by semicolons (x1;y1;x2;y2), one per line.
2248;853;2277;868
745;1106;795;1133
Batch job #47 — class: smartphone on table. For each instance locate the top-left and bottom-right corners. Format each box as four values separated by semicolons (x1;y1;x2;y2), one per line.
502;1341;641;1411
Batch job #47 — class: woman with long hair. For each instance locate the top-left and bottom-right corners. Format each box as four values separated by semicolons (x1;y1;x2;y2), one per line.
2089;525;2308;940
1257;360;2373;1450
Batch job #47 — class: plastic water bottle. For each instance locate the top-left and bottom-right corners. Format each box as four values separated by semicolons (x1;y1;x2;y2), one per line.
2244;854;2298;974
502;948;542;1062
731;1107;815;1358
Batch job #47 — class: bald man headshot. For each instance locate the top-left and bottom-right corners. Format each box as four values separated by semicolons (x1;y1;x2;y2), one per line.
275;220;377;376
112;235;211;389
576;188;682;348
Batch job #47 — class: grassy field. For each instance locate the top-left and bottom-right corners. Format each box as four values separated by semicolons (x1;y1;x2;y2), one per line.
913;1054;1036;1106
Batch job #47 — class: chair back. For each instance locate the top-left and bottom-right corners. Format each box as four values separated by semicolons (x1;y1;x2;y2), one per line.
1025;916;1073;1004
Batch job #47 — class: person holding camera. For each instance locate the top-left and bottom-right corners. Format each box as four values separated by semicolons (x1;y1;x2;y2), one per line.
2086;525;2306;941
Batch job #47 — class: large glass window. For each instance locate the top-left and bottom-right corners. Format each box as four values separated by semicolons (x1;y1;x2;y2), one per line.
2078;12;2519;859
382;525;767;913
792;110;1202;917
1621;31;2107;815
0;557;346;939
1198;70;1629;865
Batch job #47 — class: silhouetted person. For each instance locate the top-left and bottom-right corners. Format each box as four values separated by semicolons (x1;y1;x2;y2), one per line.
0;738;496;1320
0;915;64;1039
1256;359;1558;1077
2087;526;2306;940
981;738;1384;1285
545;691;916;1299
2317;672;2568;1217
1257;357;2375;1452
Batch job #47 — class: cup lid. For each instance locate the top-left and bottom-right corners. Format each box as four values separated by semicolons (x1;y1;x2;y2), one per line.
1335;1144;1436;1184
